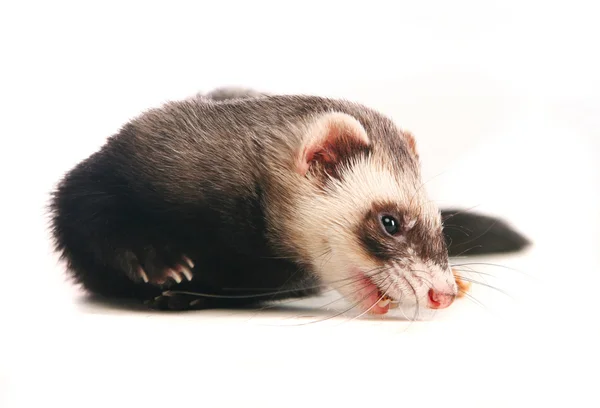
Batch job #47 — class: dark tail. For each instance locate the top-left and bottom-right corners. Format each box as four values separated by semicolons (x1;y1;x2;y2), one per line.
441;209;531;257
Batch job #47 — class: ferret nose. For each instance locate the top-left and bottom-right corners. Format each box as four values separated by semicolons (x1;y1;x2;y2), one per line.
427;289;455;309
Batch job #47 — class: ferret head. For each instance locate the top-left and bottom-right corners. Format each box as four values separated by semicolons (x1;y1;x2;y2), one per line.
286;110;457;315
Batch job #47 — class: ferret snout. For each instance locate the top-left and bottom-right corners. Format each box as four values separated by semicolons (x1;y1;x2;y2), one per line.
427;289;455;309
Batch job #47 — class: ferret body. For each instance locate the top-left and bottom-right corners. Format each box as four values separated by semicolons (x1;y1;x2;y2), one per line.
49;88;528;314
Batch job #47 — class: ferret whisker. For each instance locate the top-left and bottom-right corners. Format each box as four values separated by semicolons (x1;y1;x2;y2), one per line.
394;275;419;323
447;255;476;260
234;283;361;317
398;303;411;321
446;218;499;254
284;282;384;326
272;265;393;291
256;255;298;260
407;277;420;323
450;262;533;278
263;280;371;319
170;267;385;301
407;171;447;213
313;247;334;264
258;245;332;264
449;245;484;257
170;264;396;320
292;271;398;325
442;225;472;237
313;277;381;311
441;204;483;223
204;266;396;320
453;264;494;286
460;290;488;310
443;224;473;233
222;272;385;320
450;267;498;278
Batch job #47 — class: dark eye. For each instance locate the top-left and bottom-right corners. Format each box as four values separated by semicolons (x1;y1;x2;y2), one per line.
381;215;400;236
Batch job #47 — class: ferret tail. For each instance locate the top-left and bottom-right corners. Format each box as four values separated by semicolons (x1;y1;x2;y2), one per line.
441;209;531;257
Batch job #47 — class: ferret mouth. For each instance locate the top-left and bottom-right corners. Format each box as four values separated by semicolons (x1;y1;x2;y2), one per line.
356;272;399;315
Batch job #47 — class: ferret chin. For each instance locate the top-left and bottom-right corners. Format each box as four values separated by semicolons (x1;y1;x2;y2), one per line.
48;86;530;314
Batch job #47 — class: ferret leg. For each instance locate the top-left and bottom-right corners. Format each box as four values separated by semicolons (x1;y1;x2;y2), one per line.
50;183;198;298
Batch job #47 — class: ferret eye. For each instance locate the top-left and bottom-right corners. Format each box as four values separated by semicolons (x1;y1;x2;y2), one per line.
381;215;400;236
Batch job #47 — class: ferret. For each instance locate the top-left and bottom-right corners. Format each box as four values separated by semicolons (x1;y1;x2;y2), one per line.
48;87;529;314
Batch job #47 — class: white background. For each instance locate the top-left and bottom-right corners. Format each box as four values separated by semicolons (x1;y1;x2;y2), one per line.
1;1;599;407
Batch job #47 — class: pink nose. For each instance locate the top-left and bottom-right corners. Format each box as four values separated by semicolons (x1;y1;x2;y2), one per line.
428;289;455;309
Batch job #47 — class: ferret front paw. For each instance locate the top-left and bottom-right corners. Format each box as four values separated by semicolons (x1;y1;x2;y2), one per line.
127;248;195;287
136;262;193;285
452;268;471;298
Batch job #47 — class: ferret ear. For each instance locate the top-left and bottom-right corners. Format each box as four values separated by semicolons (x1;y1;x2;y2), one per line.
404;130;419;159
296;112;370;178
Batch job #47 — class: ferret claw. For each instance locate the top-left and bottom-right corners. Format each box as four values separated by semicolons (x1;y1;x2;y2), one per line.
177;264;194;281
165;263;195;284
137;266;149;283
182;255;194;269
133;254;195;286
167;268;183;284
